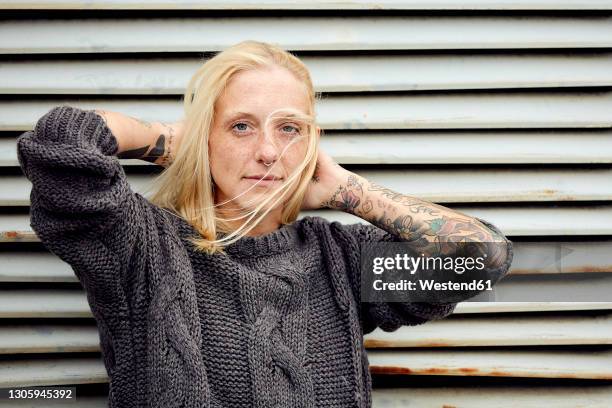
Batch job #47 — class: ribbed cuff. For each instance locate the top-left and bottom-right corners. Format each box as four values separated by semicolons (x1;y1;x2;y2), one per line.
33;105;119;156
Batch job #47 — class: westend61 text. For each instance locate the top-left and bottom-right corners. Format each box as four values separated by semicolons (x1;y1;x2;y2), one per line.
372;254;487;275
373;279;494;291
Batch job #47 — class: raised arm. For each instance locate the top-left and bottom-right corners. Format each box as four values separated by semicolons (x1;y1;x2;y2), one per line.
324;172;511;270
305;148;513;333
92;108;183;168
15;105;176;317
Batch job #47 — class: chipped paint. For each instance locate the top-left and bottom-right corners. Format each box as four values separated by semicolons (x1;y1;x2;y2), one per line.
510;265;612;274
370;365;612;380
0;230;37;242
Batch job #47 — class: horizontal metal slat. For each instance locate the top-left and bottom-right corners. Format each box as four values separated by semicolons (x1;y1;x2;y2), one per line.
0;388;611;408
492;272;612;302
3;53;612;94
5;130;612;166
3;93;612;131
1;16;612;54
301;206;612;236
0;396;106;407
2;0;612;11
0;325;100;354
4;168;612;205
318;130;612;164
0;290;92;318
364;313;612;347
0;289;610;318
2;240;612;282
0;252;74;282
367;348;612;379
456;302;612;313
510;241;612;275
2;312;610;354
2;348;610;388
3;206;612;241
0;358;107;387
371;386;612;408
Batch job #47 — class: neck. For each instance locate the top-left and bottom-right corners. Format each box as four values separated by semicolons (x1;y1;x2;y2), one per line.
244;215;282;236
216;204;283;237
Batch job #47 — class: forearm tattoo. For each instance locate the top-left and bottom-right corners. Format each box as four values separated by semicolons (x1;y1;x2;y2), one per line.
117;133;168;164
93;110;175;166
120;116;175;166
325;175;507;262
121;122;174;166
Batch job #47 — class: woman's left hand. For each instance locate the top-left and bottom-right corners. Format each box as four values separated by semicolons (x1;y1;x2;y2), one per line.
300;148;350;211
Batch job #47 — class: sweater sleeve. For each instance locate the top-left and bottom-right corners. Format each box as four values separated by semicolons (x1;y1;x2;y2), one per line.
336;217;514;334
16;105;146;317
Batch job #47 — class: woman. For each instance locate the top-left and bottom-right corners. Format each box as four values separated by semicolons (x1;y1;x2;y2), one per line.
17;41;513;408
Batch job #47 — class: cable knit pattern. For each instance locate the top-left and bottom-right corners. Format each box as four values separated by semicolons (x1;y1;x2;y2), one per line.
16;105;514;408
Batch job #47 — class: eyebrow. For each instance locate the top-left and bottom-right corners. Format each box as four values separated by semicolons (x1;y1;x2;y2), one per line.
222;111;303;127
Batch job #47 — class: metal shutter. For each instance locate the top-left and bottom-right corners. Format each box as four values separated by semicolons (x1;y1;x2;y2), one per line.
1;1;611;406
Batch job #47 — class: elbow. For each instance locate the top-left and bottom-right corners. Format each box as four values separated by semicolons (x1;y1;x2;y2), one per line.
482;237;514;283
472;217;514;281
26;105;76;146
16;132;32;179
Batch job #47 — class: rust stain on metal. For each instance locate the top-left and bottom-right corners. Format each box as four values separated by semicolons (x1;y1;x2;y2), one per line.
489;370;513;376
364;340;393;348
370;366;612;380
564;265;612;273
0;230;37;242
369;366;412;375
422;367;449;374
510;265;612;275
365;340;452;348
410;341;451;347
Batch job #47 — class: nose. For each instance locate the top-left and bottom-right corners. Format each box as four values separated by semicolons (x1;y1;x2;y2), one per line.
254;131;279;166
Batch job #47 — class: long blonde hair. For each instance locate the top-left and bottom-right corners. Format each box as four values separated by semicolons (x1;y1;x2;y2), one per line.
146;40;320;255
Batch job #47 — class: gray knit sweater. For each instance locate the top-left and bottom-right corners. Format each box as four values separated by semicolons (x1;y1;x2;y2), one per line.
17;106;513;408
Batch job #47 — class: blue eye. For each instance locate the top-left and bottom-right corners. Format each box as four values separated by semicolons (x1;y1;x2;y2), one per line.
231;122;253;135
233;122;249;132
282;125;300;134
231;122;299;136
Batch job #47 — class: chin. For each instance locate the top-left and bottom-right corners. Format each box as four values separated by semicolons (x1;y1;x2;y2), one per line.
234;195;273;213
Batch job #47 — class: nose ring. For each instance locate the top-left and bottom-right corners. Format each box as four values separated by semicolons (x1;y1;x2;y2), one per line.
263;162;273;167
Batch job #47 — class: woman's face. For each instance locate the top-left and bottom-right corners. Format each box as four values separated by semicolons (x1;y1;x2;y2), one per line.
209;65;312;214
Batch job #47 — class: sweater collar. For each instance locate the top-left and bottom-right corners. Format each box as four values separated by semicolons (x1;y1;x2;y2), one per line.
222;221;303;258
171;212;304;258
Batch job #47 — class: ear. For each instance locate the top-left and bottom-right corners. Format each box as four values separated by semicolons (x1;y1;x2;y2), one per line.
316;126;321;140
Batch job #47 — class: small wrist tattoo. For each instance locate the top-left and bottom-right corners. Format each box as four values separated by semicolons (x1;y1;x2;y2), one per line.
160;123;175;167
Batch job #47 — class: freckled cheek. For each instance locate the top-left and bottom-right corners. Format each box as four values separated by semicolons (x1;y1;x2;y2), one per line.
213;149;251;186
282;148;307;173
209;146;233;187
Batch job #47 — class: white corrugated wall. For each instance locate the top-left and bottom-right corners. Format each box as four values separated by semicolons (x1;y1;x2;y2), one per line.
0;1;611;406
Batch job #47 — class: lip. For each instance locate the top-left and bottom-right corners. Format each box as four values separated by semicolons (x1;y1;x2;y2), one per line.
243;175;283;186
244;174;281;180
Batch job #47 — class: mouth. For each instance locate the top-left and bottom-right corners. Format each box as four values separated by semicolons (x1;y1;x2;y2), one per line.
243;175;283;186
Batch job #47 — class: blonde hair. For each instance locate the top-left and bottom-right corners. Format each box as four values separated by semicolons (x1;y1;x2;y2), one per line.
146;40;320;255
